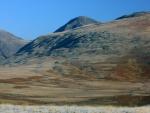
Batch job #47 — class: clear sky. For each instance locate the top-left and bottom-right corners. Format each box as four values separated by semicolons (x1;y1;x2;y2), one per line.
0;0;149;40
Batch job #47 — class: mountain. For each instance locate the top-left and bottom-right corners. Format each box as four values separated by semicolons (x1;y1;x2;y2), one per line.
1;12;150;105
54;16;100;32
0;29;26;61
9;12;150;81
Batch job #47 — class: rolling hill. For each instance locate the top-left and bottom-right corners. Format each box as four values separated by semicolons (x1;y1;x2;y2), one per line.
0;29;26;61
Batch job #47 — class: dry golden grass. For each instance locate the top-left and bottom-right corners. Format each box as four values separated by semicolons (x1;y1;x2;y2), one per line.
0;58;149;105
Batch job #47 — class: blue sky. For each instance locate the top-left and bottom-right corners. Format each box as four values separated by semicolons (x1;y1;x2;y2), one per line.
0;0;149;40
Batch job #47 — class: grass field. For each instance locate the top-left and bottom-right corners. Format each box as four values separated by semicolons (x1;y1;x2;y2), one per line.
0;60;150;106
0;105;149;113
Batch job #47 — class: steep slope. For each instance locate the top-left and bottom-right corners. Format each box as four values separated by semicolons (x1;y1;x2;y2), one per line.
0;29;26;61
12;11;150;80
54;16;100;32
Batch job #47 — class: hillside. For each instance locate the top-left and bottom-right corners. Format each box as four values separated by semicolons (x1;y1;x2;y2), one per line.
0;29;26;61
14;12;150;81
0;12;149;105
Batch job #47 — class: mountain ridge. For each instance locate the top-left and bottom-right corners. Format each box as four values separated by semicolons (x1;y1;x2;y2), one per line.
116;11;150;20
7;11;149;81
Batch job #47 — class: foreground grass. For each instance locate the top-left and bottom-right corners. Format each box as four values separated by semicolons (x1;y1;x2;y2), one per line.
0;105;149;113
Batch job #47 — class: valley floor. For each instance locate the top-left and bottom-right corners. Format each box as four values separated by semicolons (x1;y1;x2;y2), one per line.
0;59;149;106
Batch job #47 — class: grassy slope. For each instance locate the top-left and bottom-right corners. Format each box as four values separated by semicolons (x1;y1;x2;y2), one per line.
0;58;149;106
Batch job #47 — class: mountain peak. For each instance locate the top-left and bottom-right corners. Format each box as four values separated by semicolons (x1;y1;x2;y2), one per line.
116;11;150;20
0;29;26;60
54;16;100;32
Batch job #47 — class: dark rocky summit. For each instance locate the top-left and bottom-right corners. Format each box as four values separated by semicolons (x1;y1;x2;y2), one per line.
54;16;100;32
